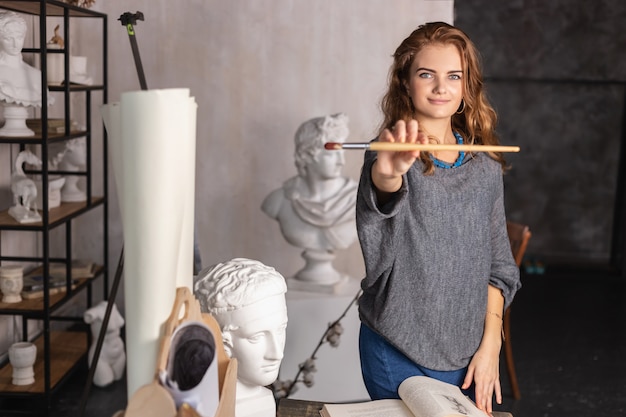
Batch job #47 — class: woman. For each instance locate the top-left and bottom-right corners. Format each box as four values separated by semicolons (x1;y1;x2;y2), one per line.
356;22;521;415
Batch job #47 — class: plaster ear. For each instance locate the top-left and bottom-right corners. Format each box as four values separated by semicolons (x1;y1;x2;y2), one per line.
222;332;234;358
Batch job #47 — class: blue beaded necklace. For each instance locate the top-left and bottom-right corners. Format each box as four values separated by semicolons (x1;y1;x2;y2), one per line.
430;131;465;169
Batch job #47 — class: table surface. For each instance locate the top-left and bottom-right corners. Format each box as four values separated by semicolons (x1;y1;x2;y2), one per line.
277;398;514;417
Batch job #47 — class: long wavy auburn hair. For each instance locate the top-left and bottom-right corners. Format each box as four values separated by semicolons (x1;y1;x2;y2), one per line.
379;22;507;174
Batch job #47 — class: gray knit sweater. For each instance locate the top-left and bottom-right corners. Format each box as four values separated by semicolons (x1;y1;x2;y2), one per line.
356;150;521;371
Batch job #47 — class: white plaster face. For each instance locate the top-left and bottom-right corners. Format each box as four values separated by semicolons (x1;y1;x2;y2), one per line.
0;276;14;293
64;138;87;166
222;293;288;387
308;148;345;180
0;23;25;56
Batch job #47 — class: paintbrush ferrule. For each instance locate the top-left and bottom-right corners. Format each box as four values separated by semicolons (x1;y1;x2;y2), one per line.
339;142;370;149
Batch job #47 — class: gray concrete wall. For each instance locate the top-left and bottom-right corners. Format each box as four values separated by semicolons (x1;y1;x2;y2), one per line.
455;1;626;266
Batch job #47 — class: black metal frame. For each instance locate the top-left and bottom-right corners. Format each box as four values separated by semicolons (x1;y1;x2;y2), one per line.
615;88;626;277
0;1;108;414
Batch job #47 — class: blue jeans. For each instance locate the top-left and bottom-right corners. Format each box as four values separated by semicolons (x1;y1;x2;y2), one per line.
359;323;474;400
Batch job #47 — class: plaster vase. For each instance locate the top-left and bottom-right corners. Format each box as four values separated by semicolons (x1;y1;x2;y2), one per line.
8;342;37;385
69;56;93;85
46;43;64;85
34;176;66;209
0;265;24;303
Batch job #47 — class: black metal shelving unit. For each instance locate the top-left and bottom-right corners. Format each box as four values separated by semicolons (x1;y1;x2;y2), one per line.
0;1;107;414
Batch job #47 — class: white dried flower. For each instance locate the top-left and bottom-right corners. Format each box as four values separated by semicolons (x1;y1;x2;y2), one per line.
300;357;317;373
303;372;315;387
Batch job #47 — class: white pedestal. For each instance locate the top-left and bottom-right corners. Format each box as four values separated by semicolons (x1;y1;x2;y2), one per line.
281;277;370;402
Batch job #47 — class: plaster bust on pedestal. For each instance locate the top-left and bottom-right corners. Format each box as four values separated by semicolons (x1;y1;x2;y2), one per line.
194;258;288;417
262;113;358;292
59;137;87;202
0;11;53;136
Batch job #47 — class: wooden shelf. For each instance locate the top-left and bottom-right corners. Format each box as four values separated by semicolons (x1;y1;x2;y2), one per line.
0;1;106;18
0;277;85;310
0;330;87;394
0;265;102;314
0;197;104;229
49;84;105;92
0;129;87;143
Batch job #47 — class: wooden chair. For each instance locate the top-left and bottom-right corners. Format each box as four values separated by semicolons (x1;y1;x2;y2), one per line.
504;221;531;400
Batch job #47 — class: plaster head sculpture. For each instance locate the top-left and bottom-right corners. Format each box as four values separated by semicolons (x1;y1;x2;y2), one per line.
261;113;358;292
8;150;42;224
194;258;288;417
37;137;87;207
0;11;53;136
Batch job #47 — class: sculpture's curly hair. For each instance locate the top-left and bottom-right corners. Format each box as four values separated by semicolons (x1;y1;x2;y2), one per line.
0;11;27;36
194;258;287;316
294;113;349;177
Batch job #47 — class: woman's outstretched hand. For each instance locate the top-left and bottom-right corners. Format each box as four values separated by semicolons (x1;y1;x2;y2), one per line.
371;119;426;195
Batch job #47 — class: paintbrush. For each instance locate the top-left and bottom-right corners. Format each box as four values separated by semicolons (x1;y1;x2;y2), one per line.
324;142;520;153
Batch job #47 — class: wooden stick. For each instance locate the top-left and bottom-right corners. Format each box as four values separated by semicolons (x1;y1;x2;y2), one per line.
324;142;520;153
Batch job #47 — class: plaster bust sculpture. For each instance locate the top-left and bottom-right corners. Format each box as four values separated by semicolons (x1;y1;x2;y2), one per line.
0;11;53;136
262;113;358;291
59;137;87;202
194;258;288;417
9;150;42;224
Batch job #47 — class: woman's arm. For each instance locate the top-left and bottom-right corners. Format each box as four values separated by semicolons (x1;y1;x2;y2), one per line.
462;284;504;416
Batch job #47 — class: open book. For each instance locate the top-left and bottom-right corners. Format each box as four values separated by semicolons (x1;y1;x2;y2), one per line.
320;376;490;417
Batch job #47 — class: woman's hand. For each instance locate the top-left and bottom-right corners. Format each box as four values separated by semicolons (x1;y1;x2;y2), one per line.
371;119;425;194
463;334;503;416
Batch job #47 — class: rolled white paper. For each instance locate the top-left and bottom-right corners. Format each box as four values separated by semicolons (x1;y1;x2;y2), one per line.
102;88;197;399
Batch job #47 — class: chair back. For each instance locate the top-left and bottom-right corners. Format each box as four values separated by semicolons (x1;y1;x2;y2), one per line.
506;222;531;266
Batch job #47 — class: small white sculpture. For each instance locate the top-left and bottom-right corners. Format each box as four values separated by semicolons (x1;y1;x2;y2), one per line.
83;301;126;387
58;137;87;202
0;11;53;136
9;150;42;224
194;258;288;417
262;113;358;292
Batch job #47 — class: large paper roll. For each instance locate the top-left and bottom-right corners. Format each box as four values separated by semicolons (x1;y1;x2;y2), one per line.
102;88;197;398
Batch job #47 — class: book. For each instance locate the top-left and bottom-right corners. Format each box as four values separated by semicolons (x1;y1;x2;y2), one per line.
26;118;78;134
320;376;496;417
49;259;95;278
21;285;73;300
22;273;79;292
